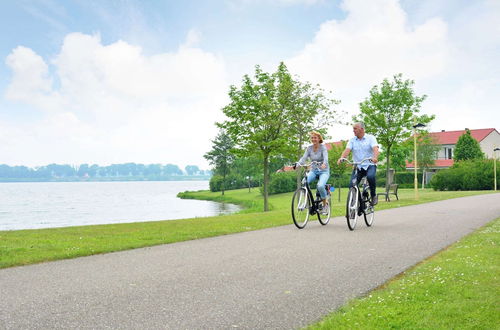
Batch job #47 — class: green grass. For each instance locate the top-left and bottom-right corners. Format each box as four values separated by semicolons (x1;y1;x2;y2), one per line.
0;188;496;269
307;217;500;330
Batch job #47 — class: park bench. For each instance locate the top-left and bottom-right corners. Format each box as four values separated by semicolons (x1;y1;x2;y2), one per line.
377;183;399;202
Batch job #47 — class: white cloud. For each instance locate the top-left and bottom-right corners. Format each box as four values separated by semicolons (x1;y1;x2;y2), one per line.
286;0;499;141
3;32;229;167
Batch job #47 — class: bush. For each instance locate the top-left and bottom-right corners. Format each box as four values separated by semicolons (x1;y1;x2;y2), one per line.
431;159;499;191
209;174;262;192
265;171;298;195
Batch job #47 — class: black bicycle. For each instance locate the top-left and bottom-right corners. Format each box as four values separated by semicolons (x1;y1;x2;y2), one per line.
291;161;332;229
340;158;375;231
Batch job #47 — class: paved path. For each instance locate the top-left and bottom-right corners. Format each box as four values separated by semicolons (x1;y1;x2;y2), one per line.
1;193;499;329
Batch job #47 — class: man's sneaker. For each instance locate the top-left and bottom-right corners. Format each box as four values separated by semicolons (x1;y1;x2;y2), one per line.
371;195;378;206
321;203;329;215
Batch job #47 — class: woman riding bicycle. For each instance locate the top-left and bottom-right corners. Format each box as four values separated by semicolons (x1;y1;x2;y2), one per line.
295;131;331;213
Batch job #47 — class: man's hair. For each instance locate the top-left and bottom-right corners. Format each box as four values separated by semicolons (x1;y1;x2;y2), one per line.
353;122;365;129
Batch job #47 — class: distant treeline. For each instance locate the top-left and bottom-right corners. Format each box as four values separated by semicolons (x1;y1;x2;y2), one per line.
0;163;211;182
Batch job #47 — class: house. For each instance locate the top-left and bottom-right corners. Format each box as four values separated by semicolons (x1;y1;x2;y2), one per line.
406;128;500;171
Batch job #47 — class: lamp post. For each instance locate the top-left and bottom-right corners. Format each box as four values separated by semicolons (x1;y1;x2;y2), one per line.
412;120;426;199
494;147;500;191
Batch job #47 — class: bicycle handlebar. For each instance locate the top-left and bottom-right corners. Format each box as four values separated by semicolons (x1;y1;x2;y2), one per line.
286;161;323;170
339;157;373;165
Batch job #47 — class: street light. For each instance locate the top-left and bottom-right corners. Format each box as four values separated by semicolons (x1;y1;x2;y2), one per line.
412;120;426;199
494;147;500;191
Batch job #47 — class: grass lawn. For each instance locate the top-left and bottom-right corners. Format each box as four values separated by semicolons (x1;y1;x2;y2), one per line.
307;217;500;330
0;188;496;269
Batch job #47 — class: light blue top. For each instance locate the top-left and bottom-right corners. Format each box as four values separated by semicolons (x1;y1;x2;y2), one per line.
347;134;379;170
298;144;329;170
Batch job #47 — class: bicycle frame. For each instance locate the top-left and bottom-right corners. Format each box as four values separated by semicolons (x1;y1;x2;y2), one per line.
296;162;325;215
340;157;375;230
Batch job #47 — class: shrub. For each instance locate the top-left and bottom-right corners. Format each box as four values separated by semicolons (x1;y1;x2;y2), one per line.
265;171;298;195
209;174;262;192
431;159;499;191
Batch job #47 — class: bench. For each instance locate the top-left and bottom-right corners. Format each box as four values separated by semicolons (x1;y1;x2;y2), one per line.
377;183;399;202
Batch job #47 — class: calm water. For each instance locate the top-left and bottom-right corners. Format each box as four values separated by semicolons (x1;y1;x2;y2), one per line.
0;181;240;231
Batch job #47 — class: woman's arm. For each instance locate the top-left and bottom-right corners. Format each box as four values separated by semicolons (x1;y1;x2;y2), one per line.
298;146;310;165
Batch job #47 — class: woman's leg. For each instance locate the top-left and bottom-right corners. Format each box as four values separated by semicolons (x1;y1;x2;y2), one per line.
306;169;317;186
317;170;330;200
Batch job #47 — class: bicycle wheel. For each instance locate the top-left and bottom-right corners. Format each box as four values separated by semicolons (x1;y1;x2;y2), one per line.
346;187;359;231
364;198;375;227
292;188;310;229
318;194;331;225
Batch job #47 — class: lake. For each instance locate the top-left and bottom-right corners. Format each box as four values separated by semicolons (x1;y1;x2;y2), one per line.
0;181;240;231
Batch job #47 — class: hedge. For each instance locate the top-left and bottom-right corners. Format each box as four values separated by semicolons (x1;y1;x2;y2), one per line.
209;174;262;192
431;159;499;191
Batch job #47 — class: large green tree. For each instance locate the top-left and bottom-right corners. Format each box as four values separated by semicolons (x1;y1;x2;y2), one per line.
282;67;342;187
454;129;484;161
355;73;434;189
204;129;235;195
219;65;290;210
219;63;340;210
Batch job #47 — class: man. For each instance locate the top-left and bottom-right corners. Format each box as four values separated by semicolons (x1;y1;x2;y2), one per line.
337;122;380;205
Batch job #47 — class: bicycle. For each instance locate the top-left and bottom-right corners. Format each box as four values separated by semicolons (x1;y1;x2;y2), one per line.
291;161;332;229
339;158;375;231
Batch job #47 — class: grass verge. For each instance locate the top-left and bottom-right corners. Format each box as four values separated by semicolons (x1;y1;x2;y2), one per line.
307;217;500;330
0;188;496;269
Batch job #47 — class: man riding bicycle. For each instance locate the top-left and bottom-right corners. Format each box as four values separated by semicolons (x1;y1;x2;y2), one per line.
337;122;380;205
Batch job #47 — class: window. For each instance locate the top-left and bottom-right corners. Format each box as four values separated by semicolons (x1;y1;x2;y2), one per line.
444;147;453;159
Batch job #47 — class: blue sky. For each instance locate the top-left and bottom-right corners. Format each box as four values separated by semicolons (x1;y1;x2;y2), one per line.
1;0;499;168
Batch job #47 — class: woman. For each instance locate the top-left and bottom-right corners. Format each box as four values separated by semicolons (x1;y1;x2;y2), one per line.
296;131;331;213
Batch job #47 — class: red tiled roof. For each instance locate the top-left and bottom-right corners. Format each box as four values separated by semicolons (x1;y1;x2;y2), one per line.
277;165;295;172
325;140;347;150
406;159;454;168
429;128;496;145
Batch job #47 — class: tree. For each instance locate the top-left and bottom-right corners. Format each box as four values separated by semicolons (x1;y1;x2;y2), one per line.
185;165;200;176
219;64;295;210
281;65;342;187
454;129;484;161
355;73;434;189
219;63;341;210
204;129;235;195
328;141;350;201
163;164;183;176
408;133;441;188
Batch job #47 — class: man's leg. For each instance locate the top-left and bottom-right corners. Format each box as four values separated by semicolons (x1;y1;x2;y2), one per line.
349;168;364;188
366;165;377;204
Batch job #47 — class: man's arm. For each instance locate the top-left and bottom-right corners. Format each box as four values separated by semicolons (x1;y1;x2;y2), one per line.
372;146;379;163
337;148;351;164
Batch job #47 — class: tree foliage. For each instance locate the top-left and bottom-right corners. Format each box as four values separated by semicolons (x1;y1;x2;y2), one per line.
355;73;434;188
453;129;484;161
203;129;235;195
218;63;341;211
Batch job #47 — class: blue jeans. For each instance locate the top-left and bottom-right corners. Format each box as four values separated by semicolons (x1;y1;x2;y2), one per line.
307;168;330;199
349;165;377;198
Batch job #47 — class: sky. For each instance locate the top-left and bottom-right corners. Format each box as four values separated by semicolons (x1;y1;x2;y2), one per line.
0;0;499;169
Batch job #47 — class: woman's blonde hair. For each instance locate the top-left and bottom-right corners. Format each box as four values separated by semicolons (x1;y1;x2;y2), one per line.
309;131;323;143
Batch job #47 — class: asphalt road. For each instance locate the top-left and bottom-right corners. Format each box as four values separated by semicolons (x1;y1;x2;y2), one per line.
1;193;499;329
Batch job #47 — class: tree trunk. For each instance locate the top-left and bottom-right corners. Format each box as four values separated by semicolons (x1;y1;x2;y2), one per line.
296;139;303;189
385;146;391;191
222;171;225;195
263;155;270;211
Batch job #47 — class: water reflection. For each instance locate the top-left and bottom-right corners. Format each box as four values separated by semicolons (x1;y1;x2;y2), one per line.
213;202;241;215
0;181;242;230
